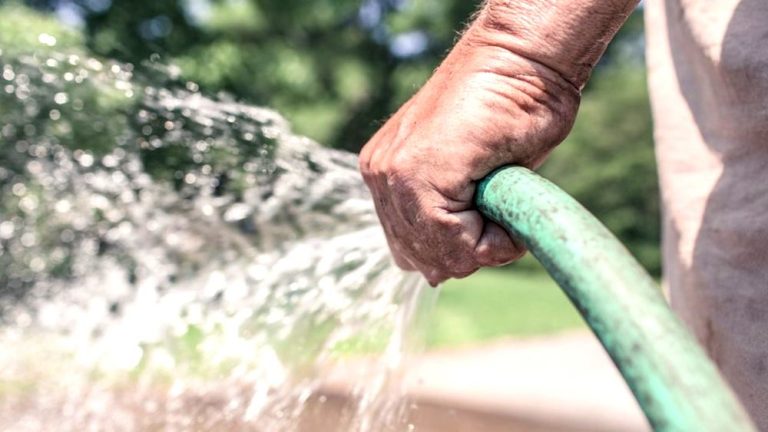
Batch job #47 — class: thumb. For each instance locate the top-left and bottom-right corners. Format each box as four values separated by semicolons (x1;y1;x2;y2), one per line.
474;220;526;267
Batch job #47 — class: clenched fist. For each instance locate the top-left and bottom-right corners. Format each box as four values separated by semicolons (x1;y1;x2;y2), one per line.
359;1;636;285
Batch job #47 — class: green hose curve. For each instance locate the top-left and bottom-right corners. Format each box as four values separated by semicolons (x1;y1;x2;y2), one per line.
475;166;755;432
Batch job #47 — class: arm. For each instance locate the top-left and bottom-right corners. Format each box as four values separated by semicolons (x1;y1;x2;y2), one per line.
359;0;639;285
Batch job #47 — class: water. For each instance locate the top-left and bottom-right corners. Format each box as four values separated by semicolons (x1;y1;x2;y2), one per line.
0;34;433;431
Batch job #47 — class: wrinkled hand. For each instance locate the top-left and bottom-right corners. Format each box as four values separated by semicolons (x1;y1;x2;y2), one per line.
359;32;581;286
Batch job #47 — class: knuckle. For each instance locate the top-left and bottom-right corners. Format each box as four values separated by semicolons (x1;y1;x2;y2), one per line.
358;155;371;177
384;161;410;185
433;214;459;231
387;150;420;180
388;150;413;171
358;141;378;173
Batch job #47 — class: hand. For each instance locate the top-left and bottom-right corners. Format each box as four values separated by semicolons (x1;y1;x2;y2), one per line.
359;28;581;285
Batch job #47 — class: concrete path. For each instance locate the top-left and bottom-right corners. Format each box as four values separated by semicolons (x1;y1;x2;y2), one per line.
402;331;650;431
323;330;651;431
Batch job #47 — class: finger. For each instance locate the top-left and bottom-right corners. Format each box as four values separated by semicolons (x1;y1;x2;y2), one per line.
407;209;482;280
379;214;418;271
474;220;526;267
416;259;477;286
390;240;417;271
364;173;417;272
420;265;450;287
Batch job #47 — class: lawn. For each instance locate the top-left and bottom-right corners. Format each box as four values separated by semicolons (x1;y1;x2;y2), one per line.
426;264;585;348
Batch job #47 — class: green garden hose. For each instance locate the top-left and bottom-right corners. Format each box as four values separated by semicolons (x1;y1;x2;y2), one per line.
475;166;756;432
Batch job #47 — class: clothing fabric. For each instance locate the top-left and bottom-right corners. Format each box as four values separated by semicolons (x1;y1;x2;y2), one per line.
645;0;768;428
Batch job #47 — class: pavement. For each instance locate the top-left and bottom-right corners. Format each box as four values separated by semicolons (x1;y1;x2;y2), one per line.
404;331;649;431
323;330;651;431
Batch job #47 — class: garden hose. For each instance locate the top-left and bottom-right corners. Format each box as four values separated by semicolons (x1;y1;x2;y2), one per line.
475;166;755;431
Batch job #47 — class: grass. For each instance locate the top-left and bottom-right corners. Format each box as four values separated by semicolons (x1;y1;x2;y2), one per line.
426;264;586;348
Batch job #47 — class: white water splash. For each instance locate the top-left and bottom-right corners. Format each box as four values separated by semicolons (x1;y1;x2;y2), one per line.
0;46;434;431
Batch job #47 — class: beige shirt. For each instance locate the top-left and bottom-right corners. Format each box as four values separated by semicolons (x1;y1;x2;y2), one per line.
645;0;768;428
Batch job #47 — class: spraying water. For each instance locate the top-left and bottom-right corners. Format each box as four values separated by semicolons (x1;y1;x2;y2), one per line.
0;20;433;432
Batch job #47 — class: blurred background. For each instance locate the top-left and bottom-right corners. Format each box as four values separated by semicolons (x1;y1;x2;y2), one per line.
1;1;657;430
0;0;661;431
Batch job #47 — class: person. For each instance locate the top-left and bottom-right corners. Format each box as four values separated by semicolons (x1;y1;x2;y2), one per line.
359;0;768;429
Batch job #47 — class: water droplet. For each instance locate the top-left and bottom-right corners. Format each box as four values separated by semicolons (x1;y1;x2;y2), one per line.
86;58;103;71
78;152;94;168
194;141;209;152
15;141;29;153
60;229;75;243
29;257;45;272
54;92;69;105
15;87;30;100
19;196;38;213
2;123;16;138
38;33;57;47
0;221;15;240
11;183;27;196
49;109;61;121
102;155;118;168
224;203;251;222
55;200;72;213
2;67;15;81
20;232;37;247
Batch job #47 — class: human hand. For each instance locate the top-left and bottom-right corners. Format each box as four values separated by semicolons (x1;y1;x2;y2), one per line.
360;1;635;285
359;44;579;285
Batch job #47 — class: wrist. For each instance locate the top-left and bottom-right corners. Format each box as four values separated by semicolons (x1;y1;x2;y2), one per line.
414;40;580;170
466;0;638;89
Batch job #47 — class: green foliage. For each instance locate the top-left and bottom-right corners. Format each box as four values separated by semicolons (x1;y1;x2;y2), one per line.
7;2;660;272
429;268;585;347
83;0;201;61
17;0;478;150
0;6;281;297
0;4;83;55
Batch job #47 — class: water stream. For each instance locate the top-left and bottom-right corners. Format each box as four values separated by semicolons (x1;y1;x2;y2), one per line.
0;35;433;431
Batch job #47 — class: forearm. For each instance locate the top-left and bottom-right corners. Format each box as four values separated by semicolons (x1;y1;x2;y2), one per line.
465;0;640;89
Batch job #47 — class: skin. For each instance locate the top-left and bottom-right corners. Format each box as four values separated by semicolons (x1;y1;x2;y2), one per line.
359;0;639;286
